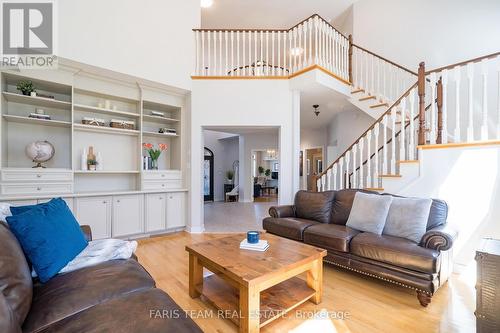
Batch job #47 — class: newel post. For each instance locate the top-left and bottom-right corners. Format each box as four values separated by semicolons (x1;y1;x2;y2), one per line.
348;34;353;84
436;77;443;144
418;62;426;146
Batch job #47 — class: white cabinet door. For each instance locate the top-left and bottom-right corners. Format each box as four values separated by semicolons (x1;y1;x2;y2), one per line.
112;195;144;237
145;193;166;232
166;192;185;229
75;196;112;240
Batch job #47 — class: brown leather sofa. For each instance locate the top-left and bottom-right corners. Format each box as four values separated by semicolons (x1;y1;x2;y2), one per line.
263;189;458;307
0;222;201;333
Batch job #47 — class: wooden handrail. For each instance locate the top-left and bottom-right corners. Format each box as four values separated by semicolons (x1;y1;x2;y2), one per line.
348;103;432;177
192;14;349;40
316;81;418;179
425;51;500;74
352;44;418;76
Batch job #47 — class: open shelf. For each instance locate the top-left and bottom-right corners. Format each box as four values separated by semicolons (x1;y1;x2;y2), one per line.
74;103;140;118
142;130;178;138
3;91;71;110
3;114;71;128
142;114;179;124
74;123;140;136
74;170;140;174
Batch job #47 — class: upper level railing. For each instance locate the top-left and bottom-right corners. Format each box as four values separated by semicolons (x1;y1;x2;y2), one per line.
193;14;350;80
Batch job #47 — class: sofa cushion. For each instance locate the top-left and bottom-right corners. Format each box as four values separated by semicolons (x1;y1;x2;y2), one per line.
294;190;335;223
383;197;433;243
303;224;360;253
23;259;155;333
6;198;88;283
0;292;21;333
0;222;32;327
37;288;202;333
350;233;441;274
263;217;318;241
330;189;376;225
346;192;393;235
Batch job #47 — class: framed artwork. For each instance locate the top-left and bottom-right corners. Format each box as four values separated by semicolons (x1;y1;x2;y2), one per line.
273;162;279;171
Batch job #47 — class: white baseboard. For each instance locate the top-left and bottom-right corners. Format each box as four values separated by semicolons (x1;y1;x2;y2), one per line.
186;225;205;233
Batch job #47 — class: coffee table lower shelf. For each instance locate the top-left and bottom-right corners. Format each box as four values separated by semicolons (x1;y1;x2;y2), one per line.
197;274;315;328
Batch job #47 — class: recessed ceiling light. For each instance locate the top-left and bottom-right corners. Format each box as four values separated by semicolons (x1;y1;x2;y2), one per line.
290;47;303;56
201;0;214;8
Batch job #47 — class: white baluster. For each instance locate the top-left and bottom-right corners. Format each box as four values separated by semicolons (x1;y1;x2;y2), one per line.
230;31;234;76
352;144;357;188
219;31;223;76
467;63;474;141
317;177;322;192
277;31;281;76
383;61;387;101
371;55;375;97
254;31;258;75
390;108;397;173
314;16;319;64
481;59;489;140
400;97;406;161
374;123;380;188
359;138;364;188
408;89;416;160
429;72;437;144
265;31;269;75
201;31;205;75
365;51;370;95
332;164;338;190
326;169;332;190
345;152;351;188
293;28;297;72
283;31;287;75
454;66;461;141
497;56;500;139
366;130;372;188
321;175;326;192
382;115;388;175
194;31;199;75
241;31;245;76
297;26;302;71
308;18;313;66
359;50;364;90
260;31;263;75
213;31;217;75
302;23;307;68
339;157;344;189
271;31;275;76
442;70;449;143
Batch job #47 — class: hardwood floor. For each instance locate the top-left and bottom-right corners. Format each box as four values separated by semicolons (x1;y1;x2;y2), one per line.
136;232;476;333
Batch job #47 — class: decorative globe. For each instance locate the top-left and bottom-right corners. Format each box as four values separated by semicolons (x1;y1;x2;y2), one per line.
25;141;55;168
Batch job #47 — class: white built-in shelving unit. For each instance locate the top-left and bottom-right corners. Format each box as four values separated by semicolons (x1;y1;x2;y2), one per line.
0;61;188;239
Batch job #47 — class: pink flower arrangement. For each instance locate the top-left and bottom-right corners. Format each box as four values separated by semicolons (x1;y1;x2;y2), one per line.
143;143;167;161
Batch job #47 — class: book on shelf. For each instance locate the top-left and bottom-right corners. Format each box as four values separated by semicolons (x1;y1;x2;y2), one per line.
239;239;269;252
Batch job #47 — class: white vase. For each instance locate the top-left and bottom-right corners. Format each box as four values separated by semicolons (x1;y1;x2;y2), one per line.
81;149;87;171
96;152;103;171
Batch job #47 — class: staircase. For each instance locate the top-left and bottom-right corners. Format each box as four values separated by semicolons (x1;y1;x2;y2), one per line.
315;51;500;193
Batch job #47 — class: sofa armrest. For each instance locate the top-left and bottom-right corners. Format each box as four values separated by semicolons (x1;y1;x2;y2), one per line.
80;225;92;242
269;205;295;218
420;224;458;251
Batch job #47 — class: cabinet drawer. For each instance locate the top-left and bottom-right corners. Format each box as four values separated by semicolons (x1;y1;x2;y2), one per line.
142;170;181;181
1;183;73;195
1;169;73;182
143;180;182;190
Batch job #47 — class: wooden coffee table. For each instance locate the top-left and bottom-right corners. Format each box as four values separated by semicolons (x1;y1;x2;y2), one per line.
185;233;327;333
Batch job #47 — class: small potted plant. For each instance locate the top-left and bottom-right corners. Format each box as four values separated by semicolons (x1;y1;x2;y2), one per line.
143;143;168;170
265;169;271;178
87;159;98;171
226;170;234;184
258;166;265;175
16;80;36;96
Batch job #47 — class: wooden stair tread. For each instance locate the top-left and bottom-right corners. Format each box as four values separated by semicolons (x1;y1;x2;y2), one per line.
364;187;384;191
370;102;389;109
397;160;419;164
378;174;402;178
351;88;365;94
359;95;377;101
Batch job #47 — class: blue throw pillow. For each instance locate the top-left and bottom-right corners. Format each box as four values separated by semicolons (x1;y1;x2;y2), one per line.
10;201;51;215
6;198;88;283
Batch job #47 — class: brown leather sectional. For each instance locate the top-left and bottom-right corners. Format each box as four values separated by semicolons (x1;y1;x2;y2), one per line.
263;189;458;307
0;222;201;333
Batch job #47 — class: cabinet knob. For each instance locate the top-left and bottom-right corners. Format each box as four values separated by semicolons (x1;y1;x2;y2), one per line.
161;184;165;187
159;197;163;200
103;201;107;204
36;174;41;178
36;187;41;191
161;174;165;177
117;199;120;203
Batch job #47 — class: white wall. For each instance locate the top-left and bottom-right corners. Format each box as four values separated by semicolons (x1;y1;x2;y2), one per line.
240;132;279;202
58;0;200;90
351;0;500;70
203;130;239;201
399;145;500;270
189;80;300;232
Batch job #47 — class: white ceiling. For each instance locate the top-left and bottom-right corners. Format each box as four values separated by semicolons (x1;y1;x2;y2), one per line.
201;0;356;29
300;83;353;130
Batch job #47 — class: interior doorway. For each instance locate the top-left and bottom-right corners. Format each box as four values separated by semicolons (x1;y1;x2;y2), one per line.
203;147;214;201
306;147;323;191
